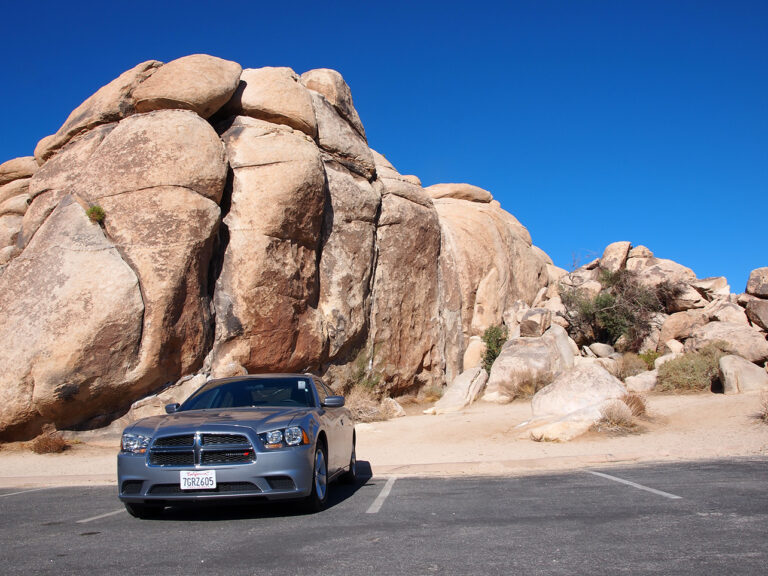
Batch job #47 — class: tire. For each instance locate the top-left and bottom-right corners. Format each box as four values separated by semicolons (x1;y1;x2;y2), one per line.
124;502;164;519
339;437;357;485
304;443;329;513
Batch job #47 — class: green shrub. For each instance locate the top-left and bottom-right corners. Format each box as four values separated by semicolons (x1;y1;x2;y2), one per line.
86;205;105;223
638;350;662;370
561;268;681;351
656;343;726;392
351;347;380;392
481;325;508;373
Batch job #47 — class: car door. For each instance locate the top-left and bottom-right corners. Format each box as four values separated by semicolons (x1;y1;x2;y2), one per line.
314;379;348;474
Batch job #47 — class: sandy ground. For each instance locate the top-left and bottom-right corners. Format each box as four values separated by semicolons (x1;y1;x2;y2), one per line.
1;391;767;489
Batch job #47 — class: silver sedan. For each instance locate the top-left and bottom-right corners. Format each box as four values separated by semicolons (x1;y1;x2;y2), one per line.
117;374;357;518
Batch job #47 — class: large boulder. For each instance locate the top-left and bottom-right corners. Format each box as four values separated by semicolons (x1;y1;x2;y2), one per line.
212;116;326;376
223;67;317;138
426;367;488;415
704;299;749;325
746;299;768;331
600;241;631;273
34;60;162;162
719;355;768;394
0;157;38;186
0;197;144;439
483;325;574;403
685;322;768;364
658;310;708;347
132;54;242;119
300;68;366;139
746;268;768;298
531;363;626;419
424;183;493;203
74;110;227;203
625;369;658;392
691;277;730;300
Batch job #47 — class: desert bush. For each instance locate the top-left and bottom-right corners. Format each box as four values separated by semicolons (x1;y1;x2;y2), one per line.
621;392;647;417
562;269;683;351
344;386;387;423
511;369;554;399
482;325;507;373
617;353;648;380
86;204;105;223
31;427;69;454
656;343;726;392
420;384;444;403
593;400;636;433
348;347;380;393
638;350;662;370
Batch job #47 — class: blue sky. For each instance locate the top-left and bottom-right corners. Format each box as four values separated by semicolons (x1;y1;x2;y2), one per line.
1;0;765;290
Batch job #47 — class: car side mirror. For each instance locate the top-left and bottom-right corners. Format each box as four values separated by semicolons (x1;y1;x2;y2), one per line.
165;403;180;414
322;396;345;408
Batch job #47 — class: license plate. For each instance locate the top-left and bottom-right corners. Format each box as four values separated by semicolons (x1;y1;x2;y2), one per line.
180;470;217;490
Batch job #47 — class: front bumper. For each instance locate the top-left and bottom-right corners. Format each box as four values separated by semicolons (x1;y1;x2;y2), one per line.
117;444;314;504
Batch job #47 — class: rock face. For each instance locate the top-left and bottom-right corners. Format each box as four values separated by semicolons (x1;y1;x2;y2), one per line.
2;54;764;441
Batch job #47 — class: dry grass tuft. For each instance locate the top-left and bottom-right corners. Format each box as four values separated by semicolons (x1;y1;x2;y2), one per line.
345;386;387;423
617;353;649;380
592;400;637;434
529;432;559;443
511;369;554;399
394;394;417;406
621;392;647;417
31;426;69;454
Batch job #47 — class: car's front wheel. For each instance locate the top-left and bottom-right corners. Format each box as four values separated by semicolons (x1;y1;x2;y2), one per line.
304;443;328;513
124;502;164;519
340;437;357;485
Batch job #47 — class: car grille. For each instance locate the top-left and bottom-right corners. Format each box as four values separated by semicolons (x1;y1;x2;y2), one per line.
149;432;256;467
266;476;296;491
121;480;143;495
148;482;261;495
201;434;249;446
153;435;195;447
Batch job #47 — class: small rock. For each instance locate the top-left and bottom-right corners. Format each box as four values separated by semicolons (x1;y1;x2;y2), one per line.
589;343;615;358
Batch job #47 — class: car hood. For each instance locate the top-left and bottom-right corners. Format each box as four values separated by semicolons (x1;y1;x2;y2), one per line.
127;407;312;437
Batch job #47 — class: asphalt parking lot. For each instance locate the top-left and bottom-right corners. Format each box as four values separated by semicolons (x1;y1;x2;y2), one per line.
0;458;766;575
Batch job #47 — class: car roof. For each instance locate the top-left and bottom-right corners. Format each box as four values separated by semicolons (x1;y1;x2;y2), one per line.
206;374;319;384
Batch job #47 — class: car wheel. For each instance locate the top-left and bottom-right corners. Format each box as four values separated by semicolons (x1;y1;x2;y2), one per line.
339;438;357;485
124;502;164;519
304;443;328;513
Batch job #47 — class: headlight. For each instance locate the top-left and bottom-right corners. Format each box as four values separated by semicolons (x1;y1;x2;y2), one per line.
121;433;151;454
260;427;308;449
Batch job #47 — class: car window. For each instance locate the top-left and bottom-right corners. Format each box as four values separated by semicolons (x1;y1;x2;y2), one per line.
180;378;316;411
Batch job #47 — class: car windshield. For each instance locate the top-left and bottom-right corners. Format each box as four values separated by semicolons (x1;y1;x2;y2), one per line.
179;377;315;411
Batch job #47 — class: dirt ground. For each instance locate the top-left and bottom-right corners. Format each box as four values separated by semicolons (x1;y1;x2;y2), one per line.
1;391;766;488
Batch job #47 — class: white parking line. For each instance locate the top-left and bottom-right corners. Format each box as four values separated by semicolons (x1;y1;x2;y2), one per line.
0;487;50;499
366;476;397;514
76;508;126;524
585;470;682;500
